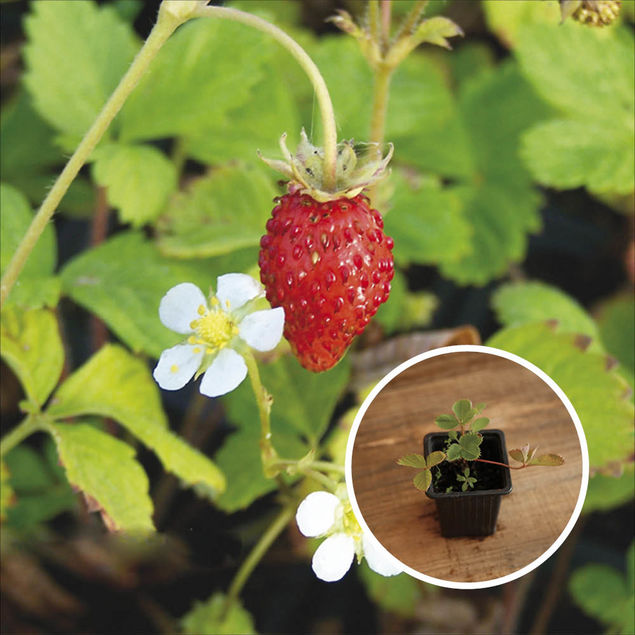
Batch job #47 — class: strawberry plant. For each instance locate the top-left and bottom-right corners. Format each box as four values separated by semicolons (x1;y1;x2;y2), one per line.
0;0;633;632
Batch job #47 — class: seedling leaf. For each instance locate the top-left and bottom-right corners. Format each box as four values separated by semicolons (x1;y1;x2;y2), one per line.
471;417;489;433
458;432;482;460
452;399;473;423
509;448;526;464
413;470;432;491
435;414;459;430
446;443;462;462
425;451;446;468
529;454;565;467
397;454;428;469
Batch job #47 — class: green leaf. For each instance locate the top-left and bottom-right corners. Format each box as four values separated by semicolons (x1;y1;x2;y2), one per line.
493;281;599;344
458;432;482;460
397;454;428;469
413;16;463;49
357;562;420;618
385;172;471;267
452;399;472;423
583;468;635;513
488;322;634;470
1;461;15;522
47;345;225;499
23;0;138;145
3;443;76;530
181;592;255;635
91;143;177;227
569;562;634;633
413;470;432;491
60;231;255;358
155;165;277;258
119;18;272;142
435;414;459;430
521;119;634;195
516;24;634;195
1;184;59;309
528;454;565;467
425;451;446;468
439;62;549;285
471;417;489;433
446;443;462;462
216;355;350;511
597;295;635;386
50;421;154;533
1;307;63;407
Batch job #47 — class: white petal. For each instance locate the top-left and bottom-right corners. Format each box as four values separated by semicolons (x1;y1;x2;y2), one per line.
239;307;285;352
216;273;263;312
362;532;402;577
312;533;355;583
296;491;340;538
159;283;206;334
153;344;204;391
199;348;247;398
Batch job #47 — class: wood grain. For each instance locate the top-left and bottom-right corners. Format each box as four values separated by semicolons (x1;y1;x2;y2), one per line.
351;351;584;583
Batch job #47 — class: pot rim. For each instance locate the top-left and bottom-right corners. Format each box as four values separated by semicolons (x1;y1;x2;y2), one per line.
423;429;513;499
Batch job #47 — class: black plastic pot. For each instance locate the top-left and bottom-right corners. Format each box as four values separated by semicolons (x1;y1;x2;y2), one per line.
423;430;512;538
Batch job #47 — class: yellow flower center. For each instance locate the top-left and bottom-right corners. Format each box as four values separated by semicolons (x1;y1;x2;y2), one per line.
189;302;238;352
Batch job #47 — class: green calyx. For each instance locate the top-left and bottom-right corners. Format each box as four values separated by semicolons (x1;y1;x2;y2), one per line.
259;129;393;202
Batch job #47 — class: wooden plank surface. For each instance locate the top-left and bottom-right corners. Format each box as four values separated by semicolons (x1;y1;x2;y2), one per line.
350;351;584;583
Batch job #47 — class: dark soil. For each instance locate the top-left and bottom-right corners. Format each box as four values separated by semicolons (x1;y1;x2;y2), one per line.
430;434;507;493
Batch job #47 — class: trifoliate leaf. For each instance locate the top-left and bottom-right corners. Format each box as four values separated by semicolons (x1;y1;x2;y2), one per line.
488;322;634;470
23;0;138;146
60;231;255;358
397;454;428;469
1;307;63;408
51;422;154;533
155;165;277;258
1;184;59;309
47;345;225;499
426;451;446;468
435;414;459;430
452;399;472;423
358;561;420;618
413;470;432;491
181;592;255;635
385;171;471;267
471;417;489;433
493;281;599;344
119;18;272;142
91;143;177;227
516;23;634;195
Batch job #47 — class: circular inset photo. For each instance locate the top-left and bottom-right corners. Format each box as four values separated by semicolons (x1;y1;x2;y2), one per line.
345;345;588;589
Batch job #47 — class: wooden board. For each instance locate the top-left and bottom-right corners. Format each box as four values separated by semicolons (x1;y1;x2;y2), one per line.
350;351;584;583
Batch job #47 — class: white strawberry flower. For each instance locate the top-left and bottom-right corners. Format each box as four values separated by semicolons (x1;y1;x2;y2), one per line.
153;274;284;398
296;490;402;582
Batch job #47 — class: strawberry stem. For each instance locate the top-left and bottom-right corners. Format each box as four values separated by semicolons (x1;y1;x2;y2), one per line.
474;458;526;470
194;5;338;191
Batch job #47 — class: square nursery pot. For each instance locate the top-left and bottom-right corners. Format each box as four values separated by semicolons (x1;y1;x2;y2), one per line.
423;430;512;538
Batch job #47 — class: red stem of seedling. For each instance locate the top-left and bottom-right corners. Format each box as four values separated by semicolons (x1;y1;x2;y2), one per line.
474;458;526;470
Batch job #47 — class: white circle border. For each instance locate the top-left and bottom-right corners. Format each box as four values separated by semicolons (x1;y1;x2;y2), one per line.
344;344;590;590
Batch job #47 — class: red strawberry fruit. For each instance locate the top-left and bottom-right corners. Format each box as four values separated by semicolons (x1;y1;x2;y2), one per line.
259;131;394;372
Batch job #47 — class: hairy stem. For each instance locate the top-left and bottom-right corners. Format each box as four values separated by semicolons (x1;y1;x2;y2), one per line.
369;64;393;146
268;458;345;476
243;352;278;469
194;5;338;190
0;6;184;305
222;504;295;619
394;0;429;40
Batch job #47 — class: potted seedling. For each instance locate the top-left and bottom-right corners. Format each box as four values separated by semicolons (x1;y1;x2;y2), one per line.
397;399;565;538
